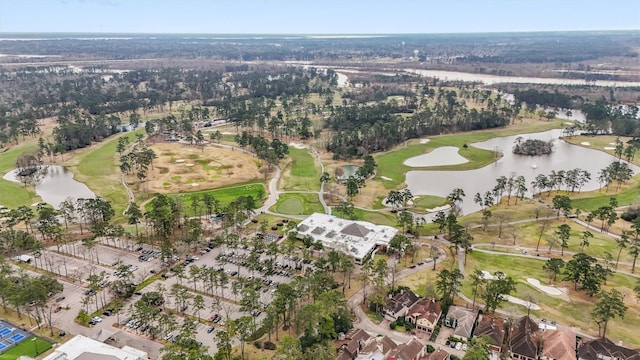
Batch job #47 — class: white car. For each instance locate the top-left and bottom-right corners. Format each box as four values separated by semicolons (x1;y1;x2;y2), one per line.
462;344;468;351
455;342;462;350
164;333;173;341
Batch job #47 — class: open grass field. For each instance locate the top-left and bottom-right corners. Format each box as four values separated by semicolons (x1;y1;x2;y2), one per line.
271;193;324;215
0;336;52;360
0;142;41;208
462;251;640;348
281;147;321;192
374;118;563;189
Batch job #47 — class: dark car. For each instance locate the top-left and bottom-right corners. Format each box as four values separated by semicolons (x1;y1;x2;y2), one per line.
103;308;114;316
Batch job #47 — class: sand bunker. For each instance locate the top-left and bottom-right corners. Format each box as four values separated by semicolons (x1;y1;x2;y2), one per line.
185;163;194;167
289;142;307;149
175;159;185;163
420;139;430;144
580;142;591;146
604;147;615;150
381;176;393;181
527;278;563;295
191;183;199;187
481;270;498;280
500;295;541;310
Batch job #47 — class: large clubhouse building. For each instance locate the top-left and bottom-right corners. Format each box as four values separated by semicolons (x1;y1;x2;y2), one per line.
295;213;398;264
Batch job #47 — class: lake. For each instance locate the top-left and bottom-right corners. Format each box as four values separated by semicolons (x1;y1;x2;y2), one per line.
404;129;640;215
3;165;96;209
404;146;468;167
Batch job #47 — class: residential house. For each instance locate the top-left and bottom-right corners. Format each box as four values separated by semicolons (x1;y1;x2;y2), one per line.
405;299;442;338
419;349;450;360
355;336;397;360
444;305;479;340
540;327;576;360
335;328;374;360
473;314;506;356
383;289;420;321
578;337;640;360
386;339;425;360
509;316;541;360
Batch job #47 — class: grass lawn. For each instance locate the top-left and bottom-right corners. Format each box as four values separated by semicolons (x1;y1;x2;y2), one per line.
271;193;324;215
462;251;640;348
342;208;397;227
374;119;562;189
281;147;321;192
0;142;41;208
0;337;52;360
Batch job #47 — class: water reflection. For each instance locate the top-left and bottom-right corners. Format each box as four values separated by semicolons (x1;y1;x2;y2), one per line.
404;129;640;215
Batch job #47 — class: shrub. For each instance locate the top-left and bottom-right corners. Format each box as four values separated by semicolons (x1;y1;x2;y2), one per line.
263;341;276;350
450;355;461;360
621;206;640;221
426;344;436;353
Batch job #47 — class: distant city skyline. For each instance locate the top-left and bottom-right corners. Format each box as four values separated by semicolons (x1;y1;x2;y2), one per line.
0;0;638;34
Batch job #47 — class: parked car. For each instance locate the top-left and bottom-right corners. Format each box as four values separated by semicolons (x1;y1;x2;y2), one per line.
54;306;62;313
455;342;462;351
207;326;215;333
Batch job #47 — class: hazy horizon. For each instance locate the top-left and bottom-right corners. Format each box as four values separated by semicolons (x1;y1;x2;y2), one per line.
0;0;638;34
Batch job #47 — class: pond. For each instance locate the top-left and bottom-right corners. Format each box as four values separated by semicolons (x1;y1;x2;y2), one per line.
336;165;360;181
404;129;640;215
404;146;468;167
3;165;96;209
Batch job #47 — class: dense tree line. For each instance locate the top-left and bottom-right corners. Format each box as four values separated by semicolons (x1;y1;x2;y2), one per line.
512;89;573;109
326;88;513;159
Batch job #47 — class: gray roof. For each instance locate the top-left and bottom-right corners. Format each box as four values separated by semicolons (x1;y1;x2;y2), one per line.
341;223;370;237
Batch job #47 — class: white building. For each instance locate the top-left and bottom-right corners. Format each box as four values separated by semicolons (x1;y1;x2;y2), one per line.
42;335;147;360
295;213;397;264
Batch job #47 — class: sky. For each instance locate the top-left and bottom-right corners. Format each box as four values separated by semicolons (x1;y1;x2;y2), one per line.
0;0;638;34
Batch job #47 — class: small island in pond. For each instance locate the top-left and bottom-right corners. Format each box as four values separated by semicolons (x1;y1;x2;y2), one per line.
512;138;554;156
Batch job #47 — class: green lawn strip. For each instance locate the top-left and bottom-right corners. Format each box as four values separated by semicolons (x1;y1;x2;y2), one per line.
374;121;562;189
271;193;323;215
0;336;52;360
331;208;398;227
145;181;266;216
282;148;321;192
462;251;640;348
0;142;41;208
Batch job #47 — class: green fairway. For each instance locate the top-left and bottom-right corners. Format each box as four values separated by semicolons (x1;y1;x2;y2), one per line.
145;181;266;216
331;208;397;227
272;193;324;215
65;130;143;217
463;251;640;348
0;336;52;360
412;195;447;212
282;147;321;191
